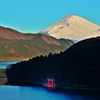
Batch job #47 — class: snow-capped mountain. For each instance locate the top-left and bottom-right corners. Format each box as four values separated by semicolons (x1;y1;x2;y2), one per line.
41;14;100;42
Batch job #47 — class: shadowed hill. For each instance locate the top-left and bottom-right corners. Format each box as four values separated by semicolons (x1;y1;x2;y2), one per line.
6;37;100;88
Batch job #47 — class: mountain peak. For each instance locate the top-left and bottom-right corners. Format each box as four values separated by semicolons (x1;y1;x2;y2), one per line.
56;14;81;25
60;14;80;20
41;14;100;42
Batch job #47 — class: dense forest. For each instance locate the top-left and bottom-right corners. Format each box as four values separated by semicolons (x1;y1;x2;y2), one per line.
6;37;100;88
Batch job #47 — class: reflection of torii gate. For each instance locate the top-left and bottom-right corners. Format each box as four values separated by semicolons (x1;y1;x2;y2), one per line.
46;79;56;87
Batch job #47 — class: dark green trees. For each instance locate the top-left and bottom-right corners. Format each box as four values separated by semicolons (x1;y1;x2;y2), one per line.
6;37;100;88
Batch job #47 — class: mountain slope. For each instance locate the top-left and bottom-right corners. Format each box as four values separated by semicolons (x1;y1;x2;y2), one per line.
0;26;35;40
0;33;73;61
6;37;100;88
41;14;100;41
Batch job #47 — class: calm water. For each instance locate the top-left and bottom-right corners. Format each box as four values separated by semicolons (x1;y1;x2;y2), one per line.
0;61;20;69
0;86;100;100
0;61;100;100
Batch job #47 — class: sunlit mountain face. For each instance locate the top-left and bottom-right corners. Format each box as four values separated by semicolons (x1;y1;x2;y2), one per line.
0;26;74;61
41;14;100;42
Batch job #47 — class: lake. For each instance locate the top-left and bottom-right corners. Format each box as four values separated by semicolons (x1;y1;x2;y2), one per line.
0;61;21;69
0;61;100;100
0;86;100;100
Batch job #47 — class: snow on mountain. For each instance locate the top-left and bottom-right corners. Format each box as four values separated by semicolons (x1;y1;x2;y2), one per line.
41;14;100;42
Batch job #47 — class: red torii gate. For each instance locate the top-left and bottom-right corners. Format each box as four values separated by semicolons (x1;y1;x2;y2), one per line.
46;79;56;87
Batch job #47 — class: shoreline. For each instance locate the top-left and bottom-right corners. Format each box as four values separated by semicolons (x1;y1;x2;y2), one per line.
0;59;29;62
0;69;7;85
1;79;100;93
10;80;100;93
55;86;100;93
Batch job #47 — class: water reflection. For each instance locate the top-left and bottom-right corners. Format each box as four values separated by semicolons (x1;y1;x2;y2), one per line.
46;87;55;91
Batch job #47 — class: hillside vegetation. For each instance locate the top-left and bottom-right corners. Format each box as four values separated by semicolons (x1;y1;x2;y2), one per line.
0;34;73;61
6;37;100;89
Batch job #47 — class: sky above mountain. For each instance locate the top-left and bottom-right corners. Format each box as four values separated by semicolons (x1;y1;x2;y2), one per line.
0;0;100;33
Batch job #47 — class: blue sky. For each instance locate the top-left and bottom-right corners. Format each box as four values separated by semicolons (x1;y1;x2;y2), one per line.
0;0;100;33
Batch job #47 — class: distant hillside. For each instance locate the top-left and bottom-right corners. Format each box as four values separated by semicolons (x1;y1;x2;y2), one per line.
0;26;35;40
0;27;73;61
41;14;100;42
6;37;100;89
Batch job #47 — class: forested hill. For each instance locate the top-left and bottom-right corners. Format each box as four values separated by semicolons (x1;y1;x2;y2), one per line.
6;37;100;89
0;25;74;61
